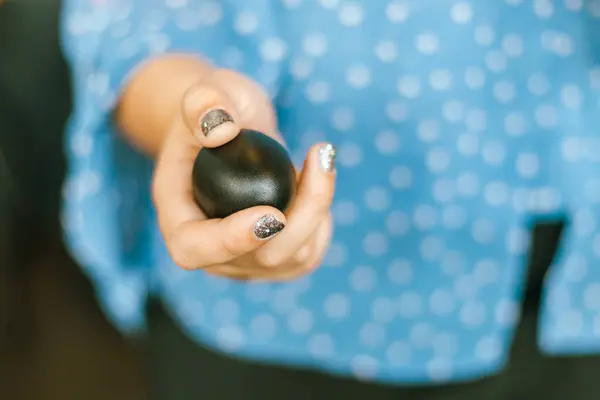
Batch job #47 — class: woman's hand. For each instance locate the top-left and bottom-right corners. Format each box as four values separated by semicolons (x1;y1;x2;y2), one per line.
152;68;336;281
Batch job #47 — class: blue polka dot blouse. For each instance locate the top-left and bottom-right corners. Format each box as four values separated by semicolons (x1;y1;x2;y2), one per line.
60;0;600;384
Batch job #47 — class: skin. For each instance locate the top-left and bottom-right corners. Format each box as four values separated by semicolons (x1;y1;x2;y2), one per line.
115;54;335;281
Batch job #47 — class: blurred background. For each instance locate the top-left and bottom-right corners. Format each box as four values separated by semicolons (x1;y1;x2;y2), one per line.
0;1;147;398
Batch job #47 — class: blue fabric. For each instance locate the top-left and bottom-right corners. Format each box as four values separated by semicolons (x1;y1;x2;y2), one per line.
60;0;600;384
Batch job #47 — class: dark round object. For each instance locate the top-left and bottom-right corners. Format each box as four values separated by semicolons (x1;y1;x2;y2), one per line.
192;129;296;219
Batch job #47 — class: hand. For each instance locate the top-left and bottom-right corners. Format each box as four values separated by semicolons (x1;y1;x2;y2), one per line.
152;68;336;281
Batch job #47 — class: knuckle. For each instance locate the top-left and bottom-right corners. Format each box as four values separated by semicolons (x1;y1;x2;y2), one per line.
255;252;287;269
167;242;195;270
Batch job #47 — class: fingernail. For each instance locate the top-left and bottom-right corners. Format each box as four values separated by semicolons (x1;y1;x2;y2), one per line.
200;109;234;136
319;143;336;173
254;214;285;240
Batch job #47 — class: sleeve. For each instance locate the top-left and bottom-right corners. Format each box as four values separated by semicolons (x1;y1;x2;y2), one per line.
59;0;278;332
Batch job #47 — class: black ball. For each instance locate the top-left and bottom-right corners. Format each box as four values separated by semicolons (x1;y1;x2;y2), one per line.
192;129;297;219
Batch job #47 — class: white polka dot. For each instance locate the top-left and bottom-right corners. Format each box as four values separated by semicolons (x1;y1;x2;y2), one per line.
432;179;455;203
413;205;437;231
386;341;412;366
460;301;487;327
456;172;479;196
337;143;363;167
216;326;245;351
305;81;330;103
389;166;413;189
271;289;298;314
388;259;414;284
561;84;583;109
535;104;558;128
432;332;459;357
322;242;348;267
290;57;313;80
397;291;423;318
332;200;359;226
303;33;328;57
541;30;573;57
371;297;396;323
456;133;479;156
475;336;502;362
363;232;389;256
359;323;386;348
420;235;445;261
71;132;93;157
516;153;540;178
417;119;440;142
260;37;287;62
410;322;435;347
502;34;524;57
473;259;500;285
442;205;468;230
426;148;451;172
246;284;272;303
374;40;398;63
233;11;259;35
365;186;391;211
351;355;379;380
250;313;277;340
397;75;421;98
450;2;473;24
307;333;335;358
386;211;411;236
565;0;583;11
472;219;495;244
323;293;350;319
465;108;487;132
350;266;378;292
346;64;371;88
331;107;355;131
429;290;455;315
504;112;528;136
385;101;409;123
563;255;587;283
482;141;506;166
338;2;363;27
493;81;516;103
318;0;340;9
474;25;495;46
213;298;240;324
584;283;600;310
483;181;510;206
385;1;410;23
442;100;465;123
495;299;521;326
441;251;466;276
465;67;486;89
485;50;507;73
288;308;314;334
556;309;584;337
528;73;550;96
429;69;453;91
534;0;554;18
454;275;479;299
506;228;530;255
415;32;439;55
375;130;401;154
282;0;302;9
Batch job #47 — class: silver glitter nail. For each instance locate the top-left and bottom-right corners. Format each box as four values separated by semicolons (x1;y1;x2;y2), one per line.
253;214;285;240
200;109;234;136
319;143;337;173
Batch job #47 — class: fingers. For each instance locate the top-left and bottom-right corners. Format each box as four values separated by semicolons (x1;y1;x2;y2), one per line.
254;142;336;266
181;80;241;148
166;206;287;270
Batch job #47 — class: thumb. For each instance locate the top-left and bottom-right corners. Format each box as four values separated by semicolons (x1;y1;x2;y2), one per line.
181;80;241;148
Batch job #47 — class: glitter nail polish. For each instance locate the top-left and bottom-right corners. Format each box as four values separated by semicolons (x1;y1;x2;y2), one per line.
200;109;234;136
253;214;285;240
319;143;337;173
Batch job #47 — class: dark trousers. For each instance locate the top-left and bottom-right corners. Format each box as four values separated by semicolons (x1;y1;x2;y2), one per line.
144;223;600;400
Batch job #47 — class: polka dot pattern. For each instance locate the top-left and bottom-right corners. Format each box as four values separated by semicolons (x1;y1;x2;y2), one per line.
61;0;600;386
